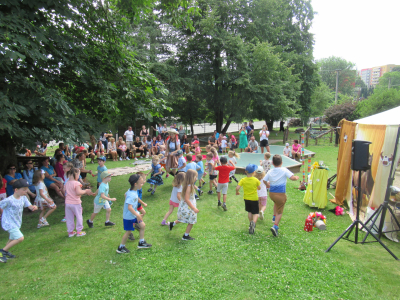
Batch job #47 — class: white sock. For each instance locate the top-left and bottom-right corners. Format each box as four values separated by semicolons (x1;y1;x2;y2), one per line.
89;220;93;223
106;220;109;223
139;239;145;243
184;233;189;236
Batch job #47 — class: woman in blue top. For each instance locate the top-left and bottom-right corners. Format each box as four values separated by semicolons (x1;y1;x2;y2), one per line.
40;158;65;199
238;125;248;153
22;160;37;197
165;131;179;175
4;164;22;196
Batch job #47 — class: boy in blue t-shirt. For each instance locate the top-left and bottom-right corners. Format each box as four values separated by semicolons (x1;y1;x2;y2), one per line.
95;156;107;189
128;172;148;241
87;171;116;228
263;155;299;237
195;154;205;187
117;174;152;253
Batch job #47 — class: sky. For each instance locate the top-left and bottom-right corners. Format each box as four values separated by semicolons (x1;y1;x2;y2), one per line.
311;0;400;70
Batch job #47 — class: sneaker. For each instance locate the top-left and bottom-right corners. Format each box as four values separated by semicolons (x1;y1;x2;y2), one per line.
194;194;199;200
169;222;175;231
208;190;213;195
105;221;115;226
68;231;76;237
126;157;130;160
135;223;141;230
198;190;204;196
40;217;49;226
128;233;135;241
182;235;195;240
259;211;264;220
202;181;207;187
147;188;153;192
119;157;122;161
37;223;43;229
222;203;227;211
134;157;138;161
61;218;66;223
151;190;156;195
86;219;93;228
272;215;276;222
271;225;279;237
249;221;255;234
76;231;86;237
138;240;152;248
146;155;149;158
0;253;6;263
218;200;221;207
161;220;168;226
0;249;15;259
116;246;130;254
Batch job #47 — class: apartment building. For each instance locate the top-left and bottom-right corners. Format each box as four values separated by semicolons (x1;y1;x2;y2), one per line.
360;64;400;87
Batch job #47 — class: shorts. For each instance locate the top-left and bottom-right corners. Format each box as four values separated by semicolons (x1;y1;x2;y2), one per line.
81;172;87;179
269;192;287;215
169;200;179;208
260;139;269;147
197;172;204;181
209;175;217;180
123;218;138;231
93;201;111;213
244;199;259;215
217;183;229;194
259;196;267;206
126;141;134;150
8;228;23;240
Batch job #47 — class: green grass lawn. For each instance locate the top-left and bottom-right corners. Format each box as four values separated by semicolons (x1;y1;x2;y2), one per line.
1;145;400;299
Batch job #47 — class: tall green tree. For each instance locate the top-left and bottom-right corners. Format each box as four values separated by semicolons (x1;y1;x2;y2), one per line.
318;56;356;96
0;0;194;170
310;82;334;116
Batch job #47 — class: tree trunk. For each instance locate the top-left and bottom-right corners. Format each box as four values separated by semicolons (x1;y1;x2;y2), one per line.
0;134;17;175
266;120;274;131
221;120;232;134
189;115;194;138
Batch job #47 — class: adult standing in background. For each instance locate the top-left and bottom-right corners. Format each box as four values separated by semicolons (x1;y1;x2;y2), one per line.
124;126;135;157
245;121;253;141
259;124;270;153
280;120;285;132
238;125;248;153
151;123;164;136
178;125;186;139
140;125;149;138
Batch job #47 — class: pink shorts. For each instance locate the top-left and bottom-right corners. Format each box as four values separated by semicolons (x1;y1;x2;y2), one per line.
169;200;179;208
259;196;267;206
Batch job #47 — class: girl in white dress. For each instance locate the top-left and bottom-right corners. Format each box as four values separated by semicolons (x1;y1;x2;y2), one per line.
171;170;199;240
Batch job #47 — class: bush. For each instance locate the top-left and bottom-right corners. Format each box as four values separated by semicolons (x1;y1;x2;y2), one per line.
324;103;359;127
288;118;302;127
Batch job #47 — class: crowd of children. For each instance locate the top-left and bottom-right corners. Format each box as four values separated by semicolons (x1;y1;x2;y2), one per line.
0;138;300;262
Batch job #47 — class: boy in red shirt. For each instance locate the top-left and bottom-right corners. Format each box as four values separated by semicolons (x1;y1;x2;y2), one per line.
214;156;235;211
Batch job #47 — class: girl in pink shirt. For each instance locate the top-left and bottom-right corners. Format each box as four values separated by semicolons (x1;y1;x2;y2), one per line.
210;147;221;166
64;168;94;237
291;139;302;160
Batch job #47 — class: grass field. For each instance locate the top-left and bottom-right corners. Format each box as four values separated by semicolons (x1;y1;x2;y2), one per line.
1;143;400;299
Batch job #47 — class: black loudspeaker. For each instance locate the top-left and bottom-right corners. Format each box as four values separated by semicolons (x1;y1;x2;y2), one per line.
351;140;372;171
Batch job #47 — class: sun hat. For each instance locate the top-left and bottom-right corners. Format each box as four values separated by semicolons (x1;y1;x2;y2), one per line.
245;164;258;174
13;179;30;189
167;130;177;135
285;143;289;146
98;156;106;161
100;171;112;180
256;166;264;173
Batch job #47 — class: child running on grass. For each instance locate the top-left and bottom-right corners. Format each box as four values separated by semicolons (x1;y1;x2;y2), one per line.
117;174;152;253
260;152;272;174
176;150;186;174
236;164;261;234
169;170;199;240
161;172;185;226
0;179;37;263
86;171;116;229
95;156;107;188
195;154;206;188
254;167;268;220
33;170;57;228
263;155;299;237
65;168;94;237
147;155;163;195
214;156;235;211
129;172;148;241
206;152;218;194
227;151;239;183
210;147;221;166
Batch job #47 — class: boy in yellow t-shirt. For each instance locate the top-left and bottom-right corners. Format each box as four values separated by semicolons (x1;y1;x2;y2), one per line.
236;164;261;234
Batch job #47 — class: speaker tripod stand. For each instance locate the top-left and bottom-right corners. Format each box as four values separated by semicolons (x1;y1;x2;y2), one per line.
325;169;399;260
